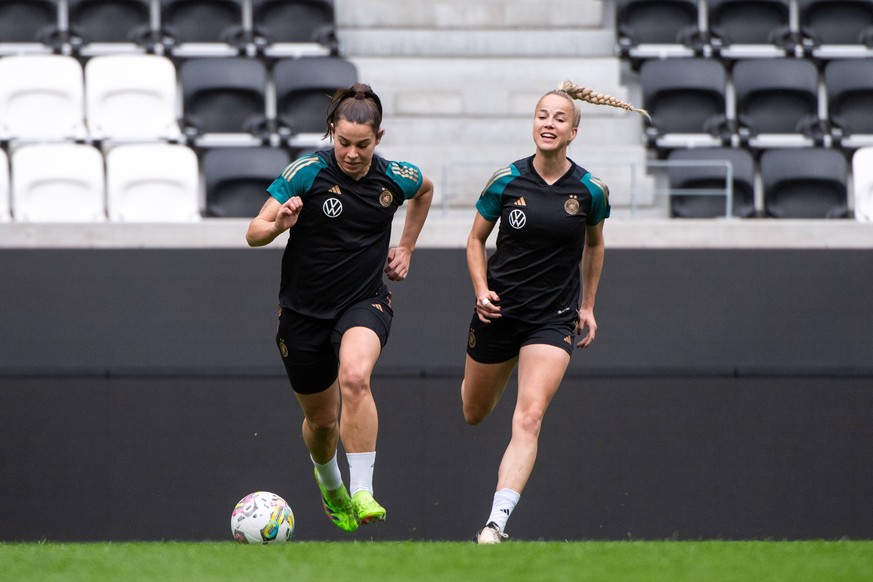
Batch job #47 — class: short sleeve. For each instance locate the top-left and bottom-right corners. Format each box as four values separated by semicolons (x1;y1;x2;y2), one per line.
387;161;424;199
581;172;611;225
475;164;520;222
266;153;325;203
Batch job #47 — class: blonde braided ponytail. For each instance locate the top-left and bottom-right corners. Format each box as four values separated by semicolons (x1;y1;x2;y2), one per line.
558;80;651;122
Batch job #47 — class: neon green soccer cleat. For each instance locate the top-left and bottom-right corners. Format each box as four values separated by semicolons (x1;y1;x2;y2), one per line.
352;490;387;524
314;468;359;532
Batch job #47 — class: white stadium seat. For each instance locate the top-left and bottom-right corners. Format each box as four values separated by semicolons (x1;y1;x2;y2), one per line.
11;143;105;222
85;55;182;142
0;55;86;141
0;148;9;222
106;143;201;222
853;147;873;222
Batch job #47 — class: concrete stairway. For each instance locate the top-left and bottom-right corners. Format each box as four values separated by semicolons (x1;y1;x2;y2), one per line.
333;0;656;214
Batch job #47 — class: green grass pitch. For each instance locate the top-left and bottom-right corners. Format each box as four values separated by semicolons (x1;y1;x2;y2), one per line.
3;540;872;582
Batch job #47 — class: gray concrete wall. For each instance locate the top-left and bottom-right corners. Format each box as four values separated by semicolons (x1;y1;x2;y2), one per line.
0;247;871;541
1;248;870;376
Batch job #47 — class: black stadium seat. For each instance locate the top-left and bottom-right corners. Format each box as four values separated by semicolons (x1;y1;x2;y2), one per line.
668;147;757;218
179;57;268;145
66;0;152;54
158;0;246;55
797;0;873;47
273;56;357;144
706;0;792;57
639;58;728;148
251;0;337;56
202;146;293;218
615;0;700;59
733;58;821;148
825;59;873;148
761;148;849;218
0;0;59;52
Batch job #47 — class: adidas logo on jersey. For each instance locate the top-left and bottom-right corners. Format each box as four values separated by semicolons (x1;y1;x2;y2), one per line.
389;162;420;182
514;197;527;206
329;185;342;195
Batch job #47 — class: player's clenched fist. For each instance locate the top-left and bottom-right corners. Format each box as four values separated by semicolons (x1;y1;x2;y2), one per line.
275;197;303;231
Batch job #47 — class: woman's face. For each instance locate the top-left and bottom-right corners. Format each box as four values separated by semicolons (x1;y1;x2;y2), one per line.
532;93;578;153
332;118;383;180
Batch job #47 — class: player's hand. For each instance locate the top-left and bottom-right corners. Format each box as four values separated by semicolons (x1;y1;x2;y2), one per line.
385;246;411;281
576;308;597;348
275;197;303;232
475;291;501;323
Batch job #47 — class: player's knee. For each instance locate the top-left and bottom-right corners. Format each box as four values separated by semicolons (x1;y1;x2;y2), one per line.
305;413;337;435
514;408;544;437
338;369;371;399
463;407;481;426
463;399;489;425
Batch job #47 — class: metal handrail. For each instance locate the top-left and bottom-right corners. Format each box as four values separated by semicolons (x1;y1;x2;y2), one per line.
641;159;734;218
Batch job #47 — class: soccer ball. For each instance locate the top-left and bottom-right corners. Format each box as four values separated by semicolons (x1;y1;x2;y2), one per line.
231;491;295;544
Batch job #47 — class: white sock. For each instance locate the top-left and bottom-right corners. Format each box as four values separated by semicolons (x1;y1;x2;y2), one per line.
311;453;343;491
486;488;520;533
347;451;376;496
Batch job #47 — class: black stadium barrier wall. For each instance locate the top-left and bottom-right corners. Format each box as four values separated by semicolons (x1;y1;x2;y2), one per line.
1;248;871;541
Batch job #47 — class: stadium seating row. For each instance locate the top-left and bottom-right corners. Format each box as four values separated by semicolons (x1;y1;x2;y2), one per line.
0;143;298;223
639;57;873;150
617;0;873;61
665;146;873;219
0;53;357;148
616;2;873;220
1;142;870;223
0;0;336;58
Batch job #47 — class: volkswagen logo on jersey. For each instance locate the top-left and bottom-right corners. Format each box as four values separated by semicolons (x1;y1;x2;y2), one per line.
323;198;343;218
508;208;527;229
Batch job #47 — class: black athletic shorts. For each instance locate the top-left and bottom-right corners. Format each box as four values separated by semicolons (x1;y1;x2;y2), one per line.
466;311;576;364
276;290;393;394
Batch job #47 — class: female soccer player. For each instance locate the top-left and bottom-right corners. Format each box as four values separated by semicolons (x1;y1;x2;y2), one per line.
246;83;433;532
462;82;648;543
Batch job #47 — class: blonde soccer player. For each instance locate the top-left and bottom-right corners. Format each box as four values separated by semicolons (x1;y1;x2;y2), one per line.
462;82;648;543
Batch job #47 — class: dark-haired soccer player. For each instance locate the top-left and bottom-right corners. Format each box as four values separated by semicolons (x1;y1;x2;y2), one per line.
462;82;648;544
247;83;433;532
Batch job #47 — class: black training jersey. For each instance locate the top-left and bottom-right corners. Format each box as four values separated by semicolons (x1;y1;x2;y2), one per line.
475;155;610;324
267;149;423;319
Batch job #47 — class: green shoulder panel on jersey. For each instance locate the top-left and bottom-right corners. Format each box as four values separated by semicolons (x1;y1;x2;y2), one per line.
581;172;611;225
266;152;327;204
386;161;424;199
475;164;521;222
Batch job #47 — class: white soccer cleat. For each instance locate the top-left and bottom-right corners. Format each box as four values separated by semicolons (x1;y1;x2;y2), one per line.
475;523;508;544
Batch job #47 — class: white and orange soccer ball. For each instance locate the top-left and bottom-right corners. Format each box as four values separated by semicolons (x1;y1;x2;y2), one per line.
231;491;295;544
